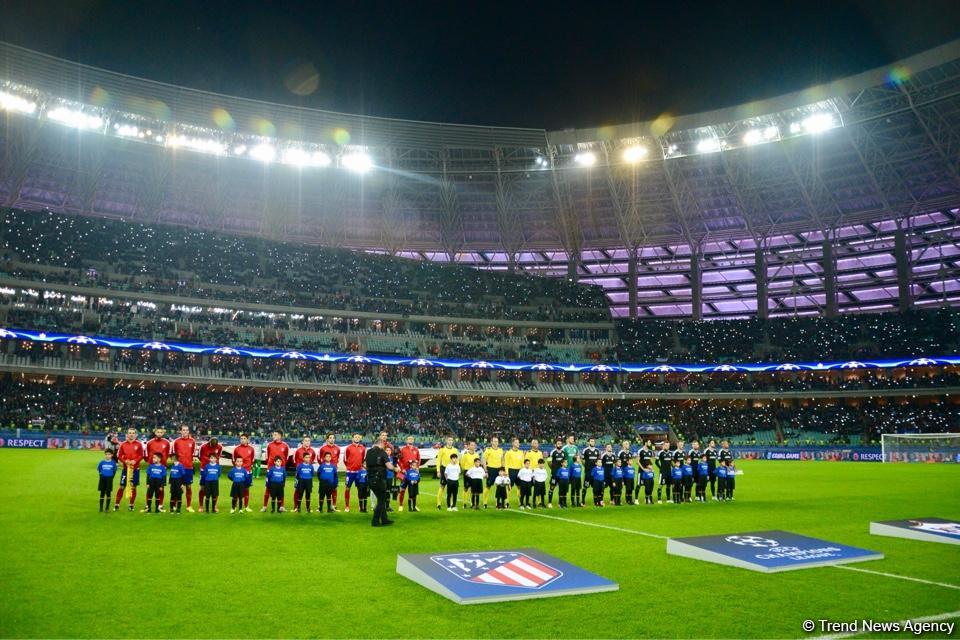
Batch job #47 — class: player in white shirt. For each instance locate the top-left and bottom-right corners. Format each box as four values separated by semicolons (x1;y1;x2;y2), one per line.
517;460;535;509
532;459;548;509
444;454;461;511
464;459;487;510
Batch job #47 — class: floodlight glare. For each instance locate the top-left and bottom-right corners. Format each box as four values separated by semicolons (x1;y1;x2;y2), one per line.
0;91;37;114
801;113;835;134
342;151;373;173
282;148;332;167
696;138;721;153
622;145;648;163
249;143;277;163
574;151;596;167
743;129;763;146
47;107;103;130
114;123;141;138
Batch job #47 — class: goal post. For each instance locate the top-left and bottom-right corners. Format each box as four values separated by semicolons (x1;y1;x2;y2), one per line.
881;433;960;463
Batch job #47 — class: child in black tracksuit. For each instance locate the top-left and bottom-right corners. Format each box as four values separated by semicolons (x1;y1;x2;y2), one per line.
97;450;118;512
726;463;736;500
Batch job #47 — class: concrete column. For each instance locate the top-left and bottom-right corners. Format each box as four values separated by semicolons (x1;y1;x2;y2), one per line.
755;248;768;320
566;250;580;283
627;250;638;318
690;250;703;321
822;238;838;318
894;227;912;311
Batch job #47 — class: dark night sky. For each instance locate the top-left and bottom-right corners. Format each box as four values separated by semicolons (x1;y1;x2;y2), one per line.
1;0;959;130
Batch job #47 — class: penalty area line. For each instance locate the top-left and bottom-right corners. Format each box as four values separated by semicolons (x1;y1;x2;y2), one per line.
832;565;960;591
814;609;960;639
512;508;668;540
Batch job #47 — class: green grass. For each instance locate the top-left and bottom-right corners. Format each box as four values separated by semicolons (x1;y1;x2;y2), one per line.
0;451;958;639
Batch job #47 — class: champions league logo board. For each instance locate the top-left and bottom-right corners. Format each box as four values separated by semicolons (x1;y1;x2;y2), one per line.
870;518;960;545
396;549;618;604
666;530;883;573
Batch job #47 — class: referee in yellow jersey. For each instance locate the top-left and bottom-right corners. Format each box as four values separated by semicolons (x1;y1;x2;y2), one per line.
435;436;458;510
481;436;504;508
459;441;480;509
503;438;525;506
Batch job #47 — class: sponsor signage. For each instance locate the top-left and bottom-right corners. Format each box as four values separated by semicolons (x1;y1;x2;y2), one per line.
667;530;883;573
870;518;960;546
396;548;618;604
0;437;48;448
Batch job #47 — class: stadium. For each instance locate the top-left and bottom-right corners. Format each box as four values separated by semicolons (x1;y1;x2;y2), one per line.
0;7;958;640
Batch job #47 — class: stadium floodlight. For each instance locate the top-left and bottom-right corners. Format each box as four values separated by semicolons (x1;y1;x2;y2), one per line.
622;145;648;163
249;143;276;163
0;91;37;114
282;148;332;167
113;123;142;138
342;151;373;173
47;106;103;130
800;112;836;134
166;134;226;155
574;151;596;167
232;144;247;156
696;138;721;153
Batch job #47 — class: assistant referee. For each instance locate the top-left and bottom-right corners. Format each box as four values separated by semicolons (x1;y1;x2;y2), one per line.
365;441;395;527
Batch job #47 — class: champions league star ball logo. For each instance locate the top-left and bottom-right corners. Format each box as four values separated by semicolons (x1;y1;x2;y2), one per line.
725;535;780;548
431;552;562;589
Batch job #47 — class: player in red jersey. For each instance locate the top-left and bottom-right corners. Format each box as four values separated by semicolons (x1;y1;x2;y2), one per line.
171;424;197;512
143;427;172;512
317;433;341;511
397;435;421;510
114;428;145;511
293;437;317;512
232;433;256;511
262;431;290;512
197;437;223;512
342;433;366;512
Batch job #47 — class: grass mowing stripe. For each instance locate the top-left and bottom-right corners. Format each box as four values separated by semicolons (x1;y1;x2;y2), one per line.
814;609;960;639
516;506;960;594
833;565;960;590
513;508;669;539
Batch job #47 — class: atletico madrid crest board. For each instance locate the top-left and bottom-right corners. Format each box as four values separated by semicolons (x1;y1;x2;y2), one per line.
396;548;618;604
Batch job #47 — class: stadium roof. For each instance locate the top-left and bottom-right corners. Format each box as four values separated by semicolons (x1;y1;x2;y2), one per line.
1;40;959;317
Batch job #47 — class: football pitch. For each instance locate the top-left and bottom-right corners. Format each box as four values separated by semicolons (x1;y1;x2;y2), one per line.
0;450;957;639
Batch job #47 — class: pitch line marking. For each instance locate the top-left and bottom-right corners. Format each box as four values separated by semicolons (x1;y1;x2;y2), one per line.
833;565;960;591
513;508;668;539
515;511;960;591
814;609;960;639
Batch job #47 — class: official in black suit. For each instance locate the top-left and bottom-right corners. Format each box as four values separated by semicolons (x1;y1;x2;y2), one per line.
365;441;395;527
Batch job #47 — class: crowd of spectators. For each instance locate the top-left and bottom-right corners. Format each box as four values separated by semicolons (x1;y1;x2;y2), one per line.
1;209;609;322
2;378;955;445
616;308;960;362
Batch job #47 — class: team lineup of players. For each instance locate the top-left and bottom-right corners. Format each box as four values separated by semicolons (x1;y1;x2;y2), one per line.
96;426;738;514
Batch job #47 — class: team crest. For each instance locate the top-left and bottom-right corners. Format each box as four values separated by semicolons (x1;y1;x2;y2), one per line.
431;552;562;589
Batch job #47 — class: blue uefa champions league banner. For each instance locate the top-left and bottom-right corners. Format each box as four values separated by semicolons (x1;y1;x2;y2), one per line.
2;326;959;374
396;548;618;604
735;447;885;462
870;518;960;545
0;437;48;448
666;530;883;573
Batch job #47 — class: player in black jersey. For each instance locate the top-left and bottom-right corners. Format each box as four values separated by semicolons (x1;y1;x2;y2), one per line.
547;438;565;508
636;441;655;501
656;441;672;503
688;440;702;486
600;443;617;502
672;439;687;467
704;439;719;498
717;440;734;501
580;438;601;505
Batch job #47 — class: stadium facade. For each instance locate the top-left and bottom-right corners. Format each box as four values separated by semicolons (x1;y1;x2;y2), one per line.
0;39;959;321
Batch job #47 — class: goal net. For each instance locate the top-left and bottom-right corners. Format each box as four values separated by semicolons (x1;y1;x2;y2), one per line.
881;433;960;463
